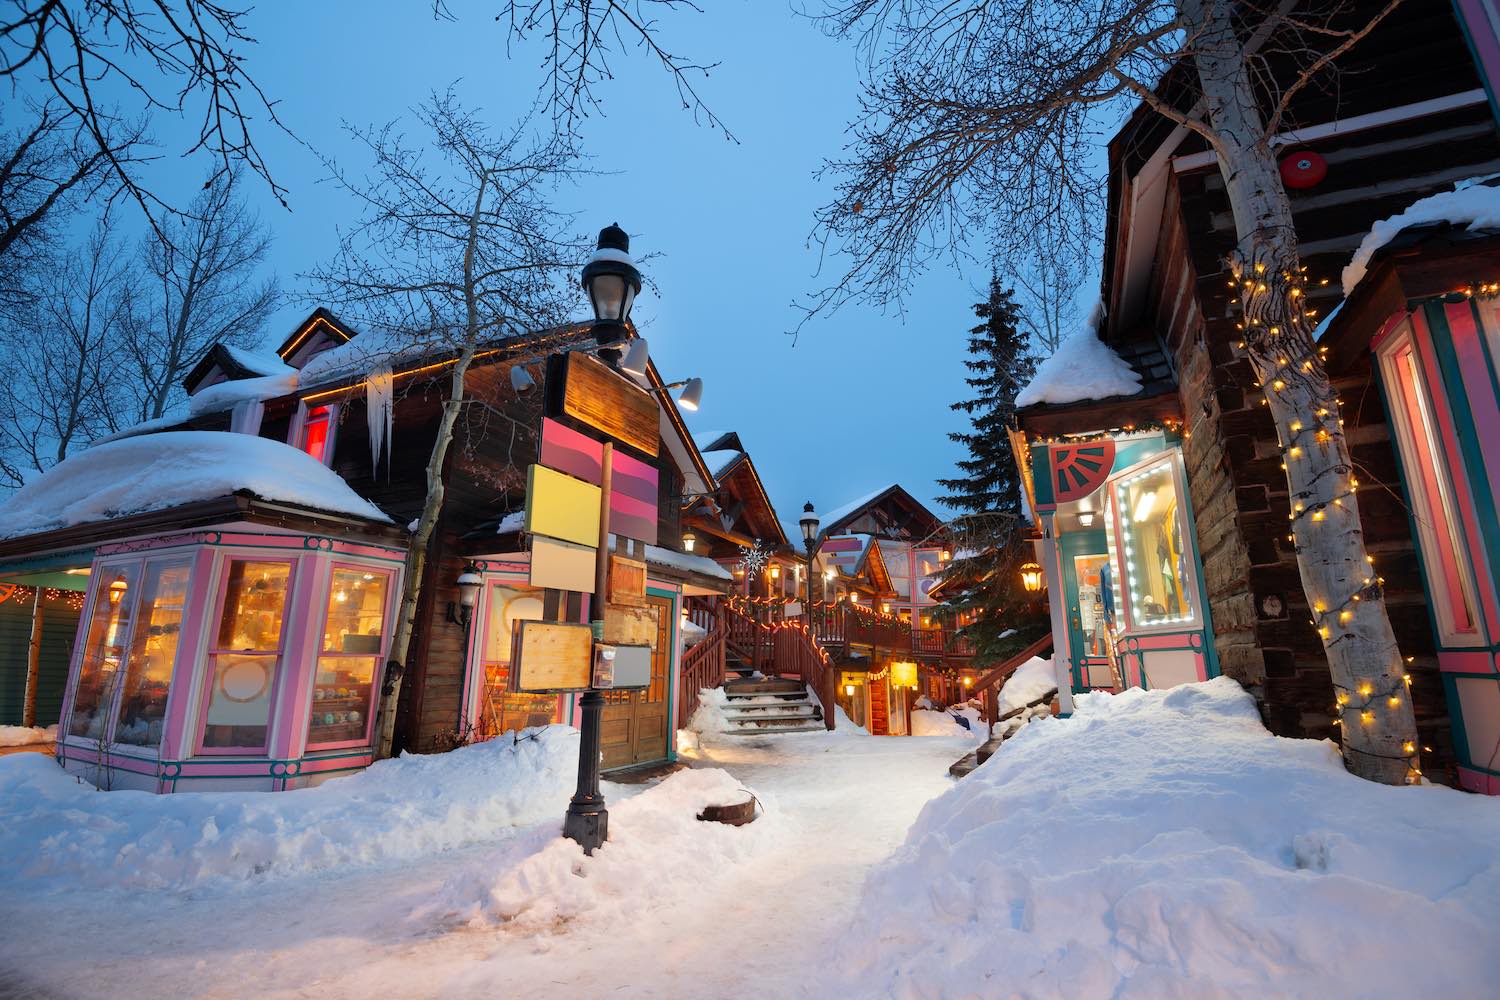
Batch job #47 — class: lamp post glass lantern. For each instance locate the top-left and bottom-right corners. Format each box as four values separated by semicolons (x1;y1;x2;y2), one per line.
450;563;482;627
582;223;642;361
1020;561;1044;593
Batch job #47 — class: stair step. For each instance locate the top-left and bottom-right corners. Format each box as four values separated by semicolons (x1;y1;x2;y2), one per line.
724;706;817;719
723;679;805;695
723;691;809;702
722;722;827;735
949;751;980;778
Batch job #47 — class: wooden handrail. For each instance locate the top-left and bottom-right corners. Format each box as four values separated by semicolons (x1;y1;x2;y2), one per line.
968;632;1054;728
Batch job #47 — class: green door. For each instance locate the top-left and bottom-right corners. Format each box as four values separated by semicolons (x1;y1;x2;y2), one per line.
1059;531;1113;691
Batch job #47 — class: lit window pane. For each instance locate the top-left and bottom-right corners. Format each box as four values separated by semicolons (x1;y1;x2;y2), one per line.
216;561;291;650
114;559;192;748
1114;463;1196;628
307;656;376;745
322;568;388;652
69;565;141;740
202;654;276;749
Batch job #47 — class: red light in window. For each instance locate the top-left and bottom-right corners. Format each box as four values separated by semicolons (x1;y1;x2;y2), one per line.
302;406;331;462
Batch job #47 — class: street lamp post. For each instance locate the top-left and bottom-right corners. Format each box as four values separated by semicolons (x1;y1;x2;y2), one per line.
562;224;642;855
800;501;820;628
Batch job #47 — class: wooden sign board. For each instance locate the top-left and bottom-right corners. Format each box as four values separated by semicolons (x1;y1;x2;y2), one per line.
594;644;651;690
510;620;594;692
530;536;596;593
609;554;648;607
603;603;656;649
524;464;601;548
549;352;659;457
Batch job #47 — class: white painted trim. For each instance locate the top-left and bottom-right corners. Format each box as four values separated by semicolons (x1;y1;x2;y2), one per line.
1172;90;1490;173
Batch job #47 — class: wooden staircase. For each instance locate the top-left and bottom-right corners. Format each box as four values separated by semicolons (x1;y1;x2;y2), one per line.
679;597;837;734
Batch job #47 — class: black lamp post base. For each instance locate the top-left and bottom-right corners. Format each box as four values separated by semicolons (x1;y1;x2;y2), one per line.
563;800;609;854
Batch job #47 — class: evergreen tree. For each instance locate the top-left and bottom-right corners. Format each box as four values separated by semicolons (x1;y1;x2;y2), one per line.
936;275;1046;665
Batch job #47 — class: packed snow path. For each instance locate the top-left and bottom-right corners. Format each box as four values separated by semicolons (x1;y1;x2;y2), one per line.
0;727;973;999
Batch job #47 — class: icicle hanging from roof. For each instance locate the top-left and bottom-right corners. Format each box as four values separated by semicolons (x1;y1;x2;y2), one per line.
367;363;393;477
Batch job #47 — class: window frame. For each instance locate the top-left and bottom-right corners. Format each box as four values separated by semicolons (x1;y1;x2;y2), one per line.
1105;450;1202;635
289;401;340;468
1377;319;1487;647
304;561;396;751
62;554;195;755
194;555;300;756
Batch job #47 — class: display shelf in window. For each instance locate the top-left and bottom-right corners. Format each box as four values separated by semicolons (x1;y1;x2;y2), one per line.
305;564;391;749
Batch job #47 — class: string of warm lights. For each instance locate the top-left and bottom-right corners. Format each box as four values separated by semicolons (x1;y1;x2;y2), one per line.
0;585;86;612
1229;254;1421;784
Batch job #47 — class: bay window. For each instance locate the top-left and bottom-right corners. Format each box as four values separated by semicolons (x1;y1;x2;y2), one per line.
307;566;390;748
69;565;141;741
1110;456;1198;630
201;559;293;751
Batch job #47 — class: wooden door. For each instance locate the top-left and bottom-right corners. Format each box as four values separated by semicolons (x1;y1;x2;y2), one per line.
600;594;671;769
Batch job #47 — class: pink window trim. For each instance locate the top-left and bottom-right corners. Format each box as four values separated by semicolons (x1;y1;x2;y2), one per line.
1389;343;1478;637
303;561;397;752
193;555;301;756
1409;311;1496;641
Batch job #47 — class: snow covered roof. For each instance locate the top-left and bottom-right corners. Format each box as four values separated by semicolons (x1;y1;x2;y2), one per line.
701;449;743;479
187;373;298;418
1015;301;1144;408
643;544;733;581
0;431;391;539
820;485;899;532
221;345;296;378
1342;180;1500;295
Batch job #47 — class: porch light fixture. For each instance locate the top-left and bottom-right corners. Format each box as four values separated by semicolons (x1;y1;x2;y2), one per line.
620;337;650;377
1078;510;1096;528
648;377;704;412
769;564;780;580
448;562;483;627
845;683;856;697
581;223;641;352
963;676;973;688
682;528;697;552
510;365;535;393
1020;561;1044;593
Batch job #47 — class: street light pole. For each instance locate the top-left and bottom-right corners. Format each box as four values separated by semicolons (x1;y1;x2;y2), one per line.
562;223;642;856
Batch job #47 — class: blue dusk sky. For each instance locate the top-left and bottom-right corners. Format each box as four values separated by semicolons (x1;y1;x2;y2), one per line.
40;2;1043;525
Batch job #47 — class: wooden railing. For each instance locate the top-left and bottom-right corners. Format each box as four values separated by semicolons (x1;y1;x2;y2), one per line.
969;632;1055;731
716;598;836;731
677;598;727;729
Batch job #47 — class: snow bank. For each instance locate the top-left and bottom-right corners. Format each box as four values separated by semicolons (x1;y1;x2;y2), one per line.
686;687;732;734
424;767;766;932
644;543;733;580
1016;301;1142;408
0;726;579;890
997;655;1058;715
837;678;1500;999
910;709;981;740
0;431;390;538
187;373;297;416
0;723;56;747
1343;182;1500;294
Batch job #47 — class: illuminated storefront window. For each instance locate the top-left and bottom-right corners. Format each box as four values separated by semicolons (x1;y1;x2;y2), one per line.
1111;458;1197;629
475;584;559;739
307;566;390;748
201;560;293;752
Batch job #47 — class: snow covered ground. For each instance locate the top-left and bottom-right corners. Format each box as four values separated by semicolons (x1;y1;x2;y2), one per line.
0;722;969;999
4;680;1498;999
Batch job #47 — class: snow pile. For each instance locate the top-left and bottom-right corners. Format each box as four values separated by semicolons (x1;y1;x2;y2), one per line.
910;709;982;740
997;655;1058;715
0;723;56;747
0;726;579;890
1015;301;1142;408
685;687;732;734
1343;182;1500;294
187;373;298;416
681;616;709;646
0;431;390;538
424;767;767;932
837;678;1500;999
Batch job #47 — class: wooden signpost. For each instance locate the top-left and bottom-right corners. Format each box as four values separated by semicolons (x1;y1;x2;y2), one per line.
549;352;659;457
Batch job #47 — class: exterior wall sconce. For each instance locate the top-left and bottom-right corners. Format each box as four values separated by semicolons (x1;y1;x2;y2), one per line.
682;529;697;552
769;564;780;580
448;562;482;627
845;684;856;697
1078;510;1096;528
1020;561;1044;593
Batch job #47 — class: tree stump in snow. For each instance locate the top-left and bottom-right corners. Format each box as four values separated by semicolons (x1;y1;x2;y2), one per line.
697;798;757;826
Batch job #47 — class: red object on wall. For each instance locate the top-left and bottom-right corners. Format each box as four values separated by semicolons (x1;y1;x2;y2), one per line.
1279;150;1327;189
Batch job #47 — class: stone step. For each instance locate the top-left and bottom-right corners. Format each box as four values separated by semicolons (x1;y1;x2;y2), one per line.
948;751;980;778
722;721;827;735
723;690;810;702
723;678;805;696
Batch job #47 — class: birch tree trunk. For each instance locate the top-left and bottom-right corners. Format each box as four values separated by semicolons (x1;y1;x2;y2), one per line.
372;167;491;760
1182;0;1419;784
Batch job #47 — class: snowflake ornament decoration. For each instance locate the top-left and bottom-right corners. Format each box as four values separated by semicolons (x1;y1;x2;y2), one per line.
737;539;771;575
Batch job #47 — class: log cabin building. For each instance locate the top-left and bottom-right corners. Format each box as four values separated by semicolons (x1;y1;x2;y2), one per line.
0;308;733;790
1013;0;1500;790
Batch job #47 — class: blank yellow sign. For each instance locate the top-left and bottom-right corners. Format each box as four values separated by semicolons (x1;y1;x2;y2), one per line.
525;464;601;547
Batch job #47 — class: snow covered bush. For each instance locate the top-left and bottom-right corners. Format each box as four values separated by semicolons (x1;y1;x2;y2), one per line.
837;678;1500;999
